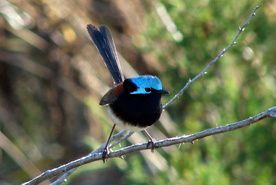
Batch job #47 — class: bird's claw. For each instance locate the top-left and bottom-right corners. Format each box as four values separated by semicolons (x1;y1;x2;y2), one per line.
102;148;109;163
146;138;156;153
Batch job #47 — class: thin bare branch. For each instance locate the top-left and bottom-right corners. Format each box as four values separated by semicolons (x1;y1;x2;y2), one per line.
50;130;131;185
23;106;276;185
162;4;262;109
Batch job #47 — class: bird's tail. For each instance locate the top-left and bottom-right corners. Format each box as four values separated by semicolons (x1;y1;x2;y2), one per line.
87;24;124;85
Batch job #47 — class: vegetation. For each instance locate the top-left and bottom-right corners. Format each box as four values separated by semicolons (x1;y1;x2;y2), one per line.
0;0;275;184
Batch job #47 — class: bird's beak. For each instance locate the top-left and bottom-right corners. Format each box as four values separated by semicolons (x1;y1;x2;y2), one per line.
157;89;170;94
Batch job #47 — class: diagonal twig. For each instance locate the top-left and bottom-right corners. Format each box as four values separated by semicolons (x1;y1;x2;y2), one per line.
50;130;132;185
23;105;275;185
162;4;262;109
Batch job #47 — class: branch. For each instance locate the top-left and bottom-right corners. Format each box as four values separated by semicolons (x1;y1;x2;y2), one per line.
162;4;262;109
50;130;133;185
22;4;263;185
22;106;276;185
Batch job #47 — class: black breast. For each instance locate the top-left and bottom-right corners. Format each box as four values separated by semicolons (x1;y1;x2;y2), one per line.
110;92;163;128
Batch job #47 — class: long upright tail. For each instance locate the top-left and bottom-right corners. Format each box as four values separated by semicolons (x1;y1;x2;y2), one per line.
87;24;124;85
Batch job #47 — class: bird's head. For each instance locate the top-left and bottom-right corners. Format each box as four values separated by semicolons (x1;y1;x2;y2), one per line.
100;75;169;106
124;75;169;95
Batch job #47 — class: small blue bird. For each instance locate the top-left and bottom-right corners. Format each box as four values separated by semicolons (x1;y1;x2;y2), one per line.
87;24;169;162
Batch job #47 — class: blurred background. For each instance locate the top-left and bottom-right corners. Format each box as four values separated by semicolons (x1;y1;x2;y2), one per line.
0;0;275;184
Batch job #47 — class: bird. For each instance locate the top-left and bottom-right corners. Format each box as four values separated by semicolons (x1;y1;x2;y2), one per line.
86;24;169;162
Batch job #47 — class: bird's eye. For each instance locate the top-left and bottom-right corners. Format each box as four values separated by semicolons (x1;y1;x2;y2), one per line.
145;88;152;92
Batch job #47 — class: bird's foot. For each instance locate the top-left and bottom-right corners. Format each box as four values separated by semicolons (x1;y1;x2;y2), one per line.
102;147;110;163
146;138;156;153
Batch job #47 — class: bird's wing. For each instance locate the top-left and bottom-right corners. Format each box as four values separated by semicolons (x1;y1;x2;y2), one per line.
99;82;124;105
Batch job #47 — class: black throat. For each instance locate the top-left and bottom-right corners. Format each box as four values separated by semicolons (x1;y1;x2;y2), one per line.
110;92;163;128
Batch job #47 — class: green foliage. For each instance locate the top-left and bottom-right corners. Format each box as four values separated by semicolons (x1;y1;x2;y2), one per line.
0;0;275;184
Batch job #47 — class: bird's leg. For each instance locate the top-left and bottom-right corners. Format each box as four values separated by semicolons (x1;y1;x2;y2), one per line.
143;129;156;152
102;124;116;163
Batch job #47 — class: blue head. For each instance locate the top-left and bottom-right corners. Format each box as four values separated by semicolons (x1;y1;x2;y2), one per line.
123;75;169;95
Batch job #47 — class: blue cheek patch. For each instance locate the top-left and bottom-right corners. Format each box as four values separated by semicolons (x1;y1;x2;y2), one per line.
129;75;163;94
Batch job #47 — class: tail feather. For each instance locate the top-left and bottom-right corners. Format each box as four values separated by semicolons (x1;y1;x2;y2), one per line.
87;24;124;85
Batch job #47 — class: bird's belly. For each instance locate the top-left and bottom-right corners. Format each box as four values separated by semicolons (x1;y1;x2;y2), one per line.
107;94;163;130
107;107;146;131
